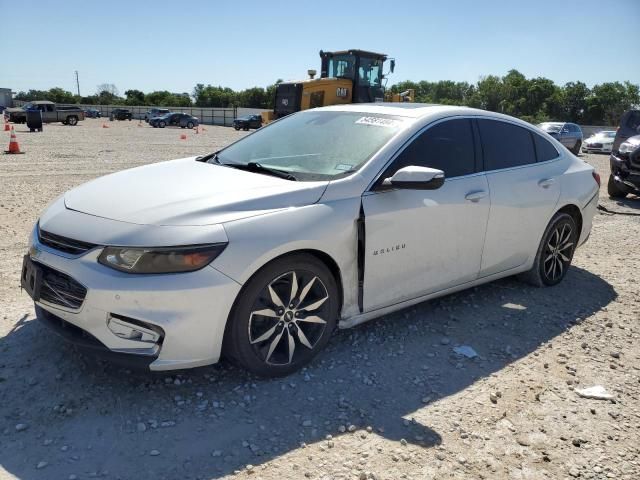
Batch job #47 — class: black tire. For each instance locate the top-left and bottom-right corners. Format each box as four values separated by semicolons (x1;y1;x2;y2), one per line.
187;121;194;129
67;116;78;126
224;254;339;377
234;126;240;131
519;212;578;287
159;121;166;128
607;174;627;198
571;140;581;155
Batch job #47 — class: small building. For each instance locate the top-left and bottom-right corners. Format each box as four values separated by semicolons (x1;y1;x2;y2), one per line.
0;88;13;108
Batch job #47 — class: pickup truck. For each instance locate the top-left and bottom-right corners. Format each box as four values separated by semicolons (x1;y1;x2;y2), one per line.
6;101;85;125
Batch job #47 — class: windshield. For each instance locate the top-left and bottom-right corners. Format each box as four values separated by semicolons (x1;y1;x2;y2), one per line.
215;111;407;181
538;123;563;133
597;131;616;138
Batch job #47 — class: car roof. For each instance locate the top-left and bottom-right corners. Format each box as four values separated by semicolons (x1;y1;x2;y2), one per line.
311;103;538;127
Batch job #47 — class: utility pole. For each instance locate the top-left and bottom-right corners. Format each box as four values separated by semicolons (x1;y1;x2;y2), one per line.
75;70;80;97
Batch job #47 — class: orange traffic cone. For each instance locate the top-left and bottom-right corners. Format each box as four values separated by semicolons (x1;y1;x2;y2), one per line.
194;125;199;134
180;133;187;140
102;123;109;128
4;127;24;154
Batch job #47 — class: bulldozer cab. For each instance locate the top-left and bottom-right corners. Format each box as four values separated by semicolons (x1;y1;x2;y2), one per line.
319;49;387;103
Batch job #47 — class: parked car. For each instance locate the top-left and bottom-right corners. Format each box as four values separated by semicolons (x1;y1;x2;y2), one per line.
83;108;101;118
149;112;199;129
611;109;640;154
537;122;583;154
110;108;133;121
233;114;262;130
145;108;170;122
6;101;84;125
22;104;599;376
581;130;616;154
608;133;640;198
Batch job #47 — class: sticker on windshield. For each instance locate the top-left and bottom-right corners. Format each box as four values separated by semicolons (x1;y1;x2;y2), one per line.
335;163;354;171
356;116;403;128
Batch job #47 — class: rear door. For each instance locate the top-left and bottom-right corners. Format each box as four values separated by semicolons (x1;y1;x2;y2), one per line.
362;118;490;311
477;119;562;277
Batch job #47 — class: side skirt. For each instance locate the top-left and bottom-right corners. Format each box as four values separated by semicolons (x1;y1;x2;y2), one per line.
338;263;528;329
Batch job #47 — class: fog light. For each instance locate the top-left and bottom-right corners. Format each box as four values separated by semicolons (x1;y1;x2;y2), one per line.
107;315;162;344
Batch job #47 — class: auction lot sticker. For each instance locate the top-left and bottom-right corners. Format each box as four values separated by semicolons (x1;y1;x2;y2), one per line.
355;116;404;128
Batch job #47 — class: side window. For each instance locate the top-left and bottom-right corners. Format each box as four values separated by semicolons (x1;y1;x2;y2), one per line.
46;105;54;112
625;111;640;130
385;119;476;180
477;119;536;170
533;133;559;162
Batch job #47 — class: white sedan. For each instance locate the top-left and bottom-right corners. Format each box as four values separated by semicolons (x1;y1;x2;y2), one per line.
22;104;600;377
582;130;616;153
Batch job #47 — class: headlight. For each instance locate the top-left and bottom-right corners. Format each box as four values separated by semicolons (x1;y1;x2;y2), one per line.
619;142;638;154
98;243;227;274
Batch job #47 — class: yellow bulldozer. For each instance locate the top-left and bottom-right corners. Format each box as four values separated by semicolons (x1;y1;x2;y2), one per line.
262;49;414;123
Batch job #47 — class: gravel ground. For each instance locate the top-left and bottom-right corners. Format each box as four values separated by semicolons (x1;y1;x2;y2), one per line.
0;119;638;480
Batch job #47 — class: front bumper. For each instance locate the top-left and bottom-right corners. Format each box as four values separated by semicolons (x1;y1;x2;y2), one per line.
609;153;640;192
582;143;613;153
27;227;242;371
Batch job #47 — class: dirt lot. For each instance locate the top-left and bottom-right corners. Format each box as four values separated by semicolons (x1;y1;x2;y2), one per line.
0;119;638;480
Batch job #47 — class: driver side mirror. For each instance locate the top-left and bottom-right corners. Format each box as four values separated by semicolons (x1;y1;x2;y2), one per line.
390;59;396;73
382;166;445;190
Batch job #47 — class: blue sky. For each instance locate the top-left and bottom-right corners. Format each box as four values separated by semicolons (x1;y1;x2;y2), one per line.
1;0;639;96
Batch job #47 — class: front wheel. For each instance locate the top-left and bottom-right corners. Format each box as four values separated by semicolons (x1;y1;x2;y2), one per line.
158;121;166;128
571;140;581;155
187;121;194;129
224;254;338;377
520;212;577;287
234;125;240;131
607;174;628;198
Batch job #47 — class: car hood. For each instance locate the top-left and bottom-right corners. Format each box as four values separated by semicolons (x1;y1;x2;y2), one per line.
586;135;613;143
63;157;328;226
5;107;24;113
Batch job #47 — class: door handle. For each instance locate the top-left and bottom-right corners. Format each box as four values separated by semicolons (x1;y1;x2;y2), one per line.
538;178;555;189
464;190;488;202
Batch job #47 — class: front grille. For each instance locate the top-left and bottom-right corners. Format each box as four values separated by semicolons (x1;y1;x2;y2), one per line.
38;228;96;255
39;264;87;310
589;143;603;148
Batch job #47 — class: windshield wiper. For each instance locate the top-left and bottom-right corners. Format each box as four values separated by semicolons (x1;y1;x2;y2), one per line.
221;162;297;181
196;151;220;163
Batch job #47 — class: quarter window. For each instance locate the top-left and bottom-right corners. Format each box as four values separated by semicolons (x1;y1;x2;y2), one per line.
533;134;559;162
386;119;476;179
477;119;536;170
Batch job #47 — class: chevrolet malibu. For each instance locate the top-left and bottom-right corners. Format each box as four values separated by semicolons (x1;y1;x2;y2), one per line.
22;104;600;377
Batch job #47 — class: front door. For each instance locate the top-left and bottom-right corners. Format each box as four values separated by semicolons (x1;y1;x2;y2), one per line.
362;118;489;312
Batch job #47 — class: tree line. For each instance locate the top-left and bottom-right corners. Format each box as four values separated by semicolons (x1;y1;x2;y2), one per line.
13;69;639;125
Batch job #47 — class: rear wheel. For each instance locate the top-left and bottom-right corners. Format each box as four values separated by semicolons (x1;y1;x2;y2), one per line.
67;116;78;126
224;254;338;377
607;174;628;198
520;212;577;287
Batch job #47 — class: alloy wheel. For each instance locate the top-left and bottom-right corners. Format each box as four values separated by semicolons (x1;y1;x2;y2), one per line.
248;271;330;366
543;223;574;282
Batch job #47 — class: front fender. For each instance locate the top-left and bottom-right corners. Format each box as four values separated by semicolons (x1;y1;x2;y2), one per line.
214;200;361;319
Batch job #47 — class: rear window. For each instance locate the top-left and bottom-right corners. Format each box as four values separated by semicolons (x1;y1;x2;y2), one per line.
533;134;559;162
478;119;536;170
